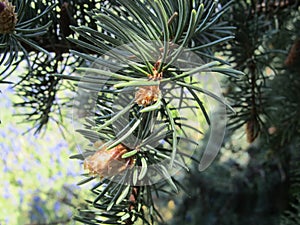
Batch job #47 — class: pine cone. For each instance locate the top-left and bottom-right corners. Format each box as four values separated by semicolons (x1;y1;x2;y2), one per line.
285;39;300;67
0;0;17;34
84;144;134;177
246;119;259;143
135;85;161;106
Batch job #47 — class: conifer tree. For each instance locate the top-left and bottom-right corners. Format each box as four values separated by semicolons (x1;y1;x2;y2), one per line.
1;0;299;225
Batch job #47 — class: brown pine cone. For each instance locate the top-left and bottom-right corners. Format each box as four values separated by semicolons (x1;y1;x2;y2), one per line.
0;0;17;34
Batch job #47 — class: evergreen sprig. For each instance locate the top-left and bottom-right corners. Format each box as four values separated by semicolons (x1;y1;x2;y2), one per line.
218;0;288;143
1;0;110;133
58;0;242;224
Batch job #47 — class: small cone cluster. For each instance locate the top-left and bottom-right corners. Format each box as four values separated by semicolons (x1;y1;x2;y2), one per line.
135;85;161;106
135;68;162;106
0;0;17;34
84;143;134;177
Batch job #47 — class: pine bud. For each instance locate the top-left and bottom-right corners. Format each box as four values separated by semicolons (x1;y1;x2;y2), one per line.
135;85;161;106
0;0;17;34
84;144;135;177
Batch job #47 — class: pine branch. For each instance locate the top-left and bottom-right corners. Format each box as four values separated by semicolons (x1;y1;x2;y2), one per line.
61;0;241;224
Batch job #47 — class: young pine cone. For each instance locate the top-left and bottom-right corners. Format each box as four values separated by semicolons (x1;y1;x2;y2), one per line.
135;85;161;106
246;119;260;143
285;39;300;67
84;144;135;178
0;0;17;34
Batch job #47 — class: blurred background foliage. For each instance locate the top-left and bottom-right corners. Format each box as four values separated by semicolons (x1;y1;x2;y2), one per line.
0;86;86;225
171;0;300;225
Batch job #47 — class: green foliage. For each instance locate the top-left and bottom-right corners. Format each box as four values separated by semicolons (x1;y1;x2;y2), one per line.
1;0;241;224
172;1;300;225
56;0;241;224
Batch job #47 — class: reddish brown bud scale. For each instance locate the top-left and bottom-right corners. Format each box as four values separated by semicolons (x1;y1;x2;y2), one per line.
135;85;161;106
84;143;135;177
135;68;162;106
246;119;259;143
